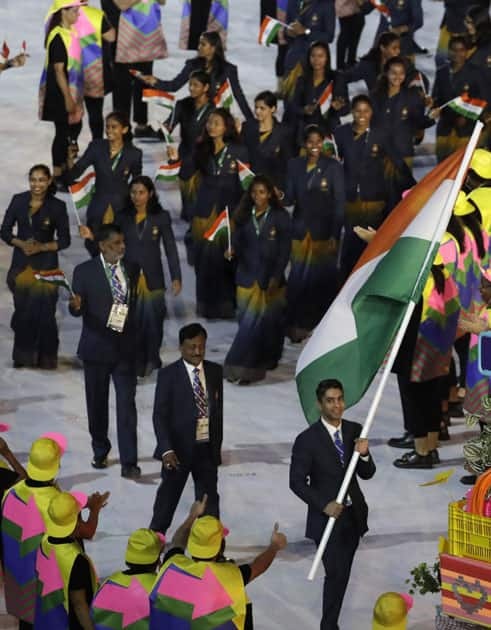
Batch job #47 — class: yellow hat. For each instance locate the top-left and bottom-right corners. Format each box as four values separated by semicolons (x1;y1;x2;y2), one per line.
46;493;81;538
125;529;166;565
187;516;225;559
46;0;87;16
27;438;62;482
470;149;491;179
373;592;409;630
453;191;475;217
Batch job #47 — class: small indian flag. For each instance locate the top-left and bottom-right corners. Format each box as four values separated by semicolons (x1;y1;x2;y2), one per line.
159;124;174;145
142;89;175;111
214;79;234;110
409;72;426;94
370;0;391;22
318;81;334;115
322;134;338;158
237;160;255;190
447;94;487;120
69;167;96;211
204;209;230;242
155;161;182;182
258;16;282;46
34;269;72;294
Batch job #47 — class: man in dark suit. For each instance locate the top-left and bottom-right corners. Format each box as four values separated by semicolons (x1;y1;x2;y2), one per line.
69;223;141;479
290;378;376;630
150;323;223;533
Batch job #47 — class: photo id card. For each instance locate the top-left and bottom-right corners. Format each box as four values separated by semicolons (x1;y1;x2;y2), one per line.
196;417;210;442
107;303;128;333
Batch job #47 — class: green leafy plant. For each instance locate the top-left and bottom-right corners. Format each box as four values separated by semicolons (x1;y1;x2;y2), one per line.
406;559;441;595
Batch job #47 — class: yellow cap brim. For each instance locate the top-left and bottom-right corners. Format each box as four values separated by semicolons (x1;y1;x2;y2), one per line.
27;459;60;482
373;619;406;630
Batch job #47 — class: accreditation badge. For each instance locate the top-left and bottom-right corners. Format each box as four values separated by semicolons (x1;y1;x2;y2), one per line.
196;417;210;442
107;303;128;333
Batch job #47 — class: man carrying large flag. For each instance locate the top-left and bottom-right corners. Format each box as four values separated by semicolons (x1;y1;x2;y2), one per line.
290;122;483;629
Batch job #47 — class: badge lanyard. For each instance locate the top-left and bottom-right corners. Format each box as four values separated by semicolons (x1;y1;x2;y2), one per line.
252;206;270;236
213;146;228;176
111;149;123;172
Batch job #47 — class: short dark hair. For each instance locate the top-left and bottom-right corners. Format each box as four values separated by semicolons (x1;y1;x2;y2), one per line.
316;379;344;402
303;124;324;142
179;323;208;345
96;223;123;243
351;94;373;110
255;90;277;109
189;69;211;86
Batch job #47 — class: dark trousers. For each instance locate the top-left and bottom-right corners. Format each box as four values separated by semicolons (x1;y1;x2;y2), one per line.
84;96;104;140
317;508;359;630
336;13;365;69
150;443;219;533
52;120;82;168
188;0;213;49
83;359;138;466
112;61;153;125
397;374;443;438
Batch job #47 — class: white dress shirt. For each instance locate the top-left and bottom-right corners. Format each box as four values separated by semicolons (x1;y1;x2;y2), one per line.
100;254;127;298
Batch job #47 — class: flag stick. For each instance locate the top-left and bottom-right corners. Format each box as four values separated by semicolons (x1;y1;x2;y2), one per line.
225;206;232;253
307;121;484;581
69;195;82;227
438;97;458;111
331;134;339;159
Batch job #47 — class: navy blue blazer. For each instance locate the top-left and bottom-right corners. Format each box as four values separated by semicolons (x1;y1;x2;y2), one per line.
66;139;142;227
115;209;181;291
70;256;139;364
152;359;223;467
155;58;253;120
1;192;70;274
290;419;376;542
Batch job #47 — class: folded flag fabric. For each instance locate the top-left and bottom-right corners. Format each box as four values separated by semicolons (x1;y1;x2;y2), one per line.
34;269;72;293
155;161;181;182
296;146;471;423
237;160;255;190
69;167;96;211
447;94;487;120
142;88;175;110
318;81;334;115
370;0;391;22
258;16;283;46
1;41;10;62
214;79;234;109
322;134;338;158
204;209;230;241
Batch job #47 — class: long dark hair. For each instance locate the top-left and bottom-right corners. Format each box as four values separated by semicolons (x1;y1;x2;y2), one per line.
45;10;63;47
446;215;466;252
303;41;333;84
431;264;445;295
372;56;407;98
361;31;400;67
466;5;491;47
235;175;282;225
196;31;226;76
195;108;239;174
462;211;486;259
125;175;164;216
28;164;57;197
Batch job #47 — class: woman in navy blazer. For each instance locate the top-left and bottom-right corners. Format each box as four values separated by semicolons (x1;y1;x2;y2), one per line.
66;111;142;229
116;176;182;377
1;164;70;368
139;31;253;120
224;176;291;384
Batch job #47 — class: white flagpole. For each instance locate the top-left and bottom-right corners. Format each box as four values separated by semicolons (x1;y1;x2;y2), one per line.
69;195;82;227
225;206;232;253
308;121;484;581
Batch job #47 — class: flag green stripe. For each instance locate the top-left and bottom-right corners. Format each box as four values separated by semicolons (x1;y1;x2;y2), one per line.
73;190;94;209
296;236;435;423
448;102;481;120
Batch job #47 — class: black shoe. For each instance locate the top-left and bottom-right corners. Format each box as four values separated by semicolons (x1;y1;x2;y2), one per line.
439;426;450;441
388;432;415;449
460;474;477;486
121;465;141;479
448;401;464;418
430;449;440;465
91;456;108;469
134;125;161;141
393;451;433;469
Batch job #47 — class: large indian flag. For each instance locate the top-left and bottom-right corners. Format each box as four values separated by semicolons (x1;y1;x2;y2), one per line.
296;146;474;424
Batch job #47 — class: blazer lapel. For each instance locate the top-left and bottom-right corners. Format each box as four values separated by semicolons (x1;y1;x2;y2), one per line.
315;420;344;470
96;257;114;305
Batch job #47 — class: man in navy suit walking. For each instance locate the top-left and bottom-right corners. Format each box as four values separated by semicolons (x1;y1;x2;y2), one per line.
150;323;223;533
290;378;376;630
69;223;140;479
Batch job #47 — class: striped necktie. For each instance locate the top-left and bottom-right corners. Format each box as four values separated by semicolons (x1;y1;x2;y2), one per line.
333;430;344;466
193;367;208;418
109;264;126;304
